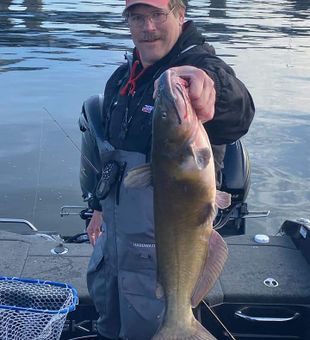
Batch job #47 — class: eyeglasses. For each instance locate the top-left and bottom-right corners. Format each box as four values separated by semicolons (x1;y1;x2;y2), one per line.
127;7;175;28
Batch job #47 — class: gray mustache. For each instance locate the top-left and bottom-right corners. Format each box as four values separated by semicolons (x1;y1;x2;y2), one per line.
141;33;161;41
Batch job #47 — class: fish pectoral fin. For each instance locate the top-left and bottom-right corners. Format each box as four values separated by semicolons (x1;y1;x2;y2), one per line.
123;163;152;188
191;229;228;307
216;190;231;209
189;145;211;170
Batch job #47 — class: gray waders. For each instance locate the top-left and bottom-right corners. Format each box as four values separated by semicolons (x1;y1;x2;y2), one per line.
87;150;164;340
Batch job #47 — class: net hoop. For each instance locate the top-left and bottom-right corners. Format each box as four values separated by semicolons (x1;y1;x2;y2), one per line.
0;276;78;314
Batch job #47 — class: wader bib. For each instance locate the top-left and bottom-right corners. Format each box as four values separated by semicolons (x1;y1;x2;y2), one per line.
87;150;164;340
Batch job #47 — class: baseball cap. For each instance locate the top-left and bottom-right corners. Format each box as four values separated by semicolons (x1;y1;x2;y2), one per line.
125;0;170;10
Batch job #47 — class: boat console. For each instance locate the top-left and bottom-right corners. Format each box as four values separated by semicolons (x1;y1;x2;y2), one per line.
201;222;310;340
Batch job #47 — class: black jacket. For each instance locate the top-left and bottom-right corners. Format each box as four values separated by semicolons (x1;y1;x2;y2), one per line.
80;21;255;209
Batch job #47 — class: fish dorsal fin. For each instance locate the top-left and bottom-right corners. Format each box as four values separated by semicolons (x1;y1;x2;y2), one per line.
216;190;231;209
191;229;228;307
123;163;152;188
189;145;211;170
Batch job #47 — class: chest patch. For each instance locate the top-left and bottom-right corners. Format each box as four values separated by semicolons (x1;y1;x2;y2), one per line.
141;105;154;114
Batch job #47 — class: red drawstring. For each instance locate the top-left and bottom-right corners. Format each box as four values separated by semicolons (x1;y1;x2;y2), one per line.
120;59;147;96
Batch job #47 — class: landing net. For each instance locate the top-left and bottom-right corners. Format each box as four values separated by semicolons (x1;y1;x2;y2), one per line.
0;276;78;340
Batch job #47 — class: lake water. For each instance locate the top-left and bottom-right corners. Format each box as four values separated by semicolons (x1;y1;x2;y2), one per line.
0;0;309;235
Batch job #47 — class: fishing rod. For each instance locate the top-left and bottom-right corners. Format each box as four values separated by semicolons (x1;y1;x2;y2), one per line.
43;106;100;175
201;300;236;340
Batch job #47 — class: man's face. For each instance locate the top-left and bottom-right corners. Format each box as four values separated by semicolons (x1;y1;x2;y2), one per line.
127;4;185;67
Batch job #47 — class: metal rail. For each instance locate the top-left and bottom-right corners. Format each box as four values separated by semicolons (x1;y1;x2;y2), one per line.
0;218;38;232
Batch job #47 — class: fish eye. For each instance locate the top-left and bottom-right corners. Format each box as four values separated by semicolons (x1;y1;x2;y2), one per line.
162;112;167;119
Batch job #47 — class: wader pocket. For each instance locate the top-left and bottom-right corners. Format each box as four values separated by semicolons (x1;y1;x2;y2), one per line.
118;240;164;339
119;270;164;340
88;234;106;272
118;239;157;272
87;234;108;315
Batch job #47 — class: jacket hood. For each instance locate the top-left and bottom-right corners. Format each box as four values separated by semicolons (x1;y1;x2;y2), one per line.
176;20;206;52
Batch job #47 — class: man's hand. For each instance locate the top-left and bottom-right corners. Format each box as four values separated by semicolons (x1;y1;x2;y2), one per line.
87;209;103;246
154;66;216;123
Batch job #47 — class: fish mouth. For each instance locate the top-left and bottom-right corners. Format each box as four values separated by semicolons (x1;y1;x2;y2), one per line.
157;70;201;145
174;81;189;123
162;70;185;125
168;73;202;144
155;70;204;154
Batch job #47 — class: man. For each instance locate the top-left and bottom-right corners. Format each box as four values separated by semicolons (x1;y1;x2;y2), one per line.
79;0;255;339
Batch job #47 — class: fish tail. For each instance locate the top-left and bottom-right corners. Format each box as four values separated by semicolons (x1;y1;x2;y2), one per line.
152;319;217;340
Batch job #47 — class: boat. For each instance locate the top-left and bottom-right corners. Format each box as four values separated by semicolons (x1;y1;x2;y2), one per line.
1;141;309;340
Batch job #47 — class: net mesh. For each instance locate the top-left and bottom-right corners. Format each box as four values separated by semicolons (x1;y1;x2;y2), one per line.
0;277;77;340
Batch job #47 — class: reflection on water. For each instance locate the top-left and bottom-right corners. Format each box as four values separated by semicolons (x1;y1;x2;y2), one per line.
1;0;309;50
0;0;42;30
0;0;309;233
209;0;227;18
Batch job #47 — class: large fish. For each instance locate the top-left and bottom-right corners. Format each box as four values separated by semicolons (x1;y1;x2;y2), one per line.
124;69;231;340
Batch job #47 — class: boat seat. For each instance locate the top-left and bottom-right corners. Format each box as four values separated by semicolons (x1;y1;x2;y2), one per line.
221;140;251;203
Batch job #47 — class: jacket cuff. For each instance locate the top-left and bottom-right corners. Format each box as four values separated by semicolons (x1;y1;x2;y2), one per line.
204;69;221;101
88;197;102;211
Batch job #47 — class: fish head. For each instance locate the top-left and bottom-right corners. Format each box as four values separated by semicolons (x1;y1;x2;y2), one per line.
153;69;199;151
152;68;217;191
